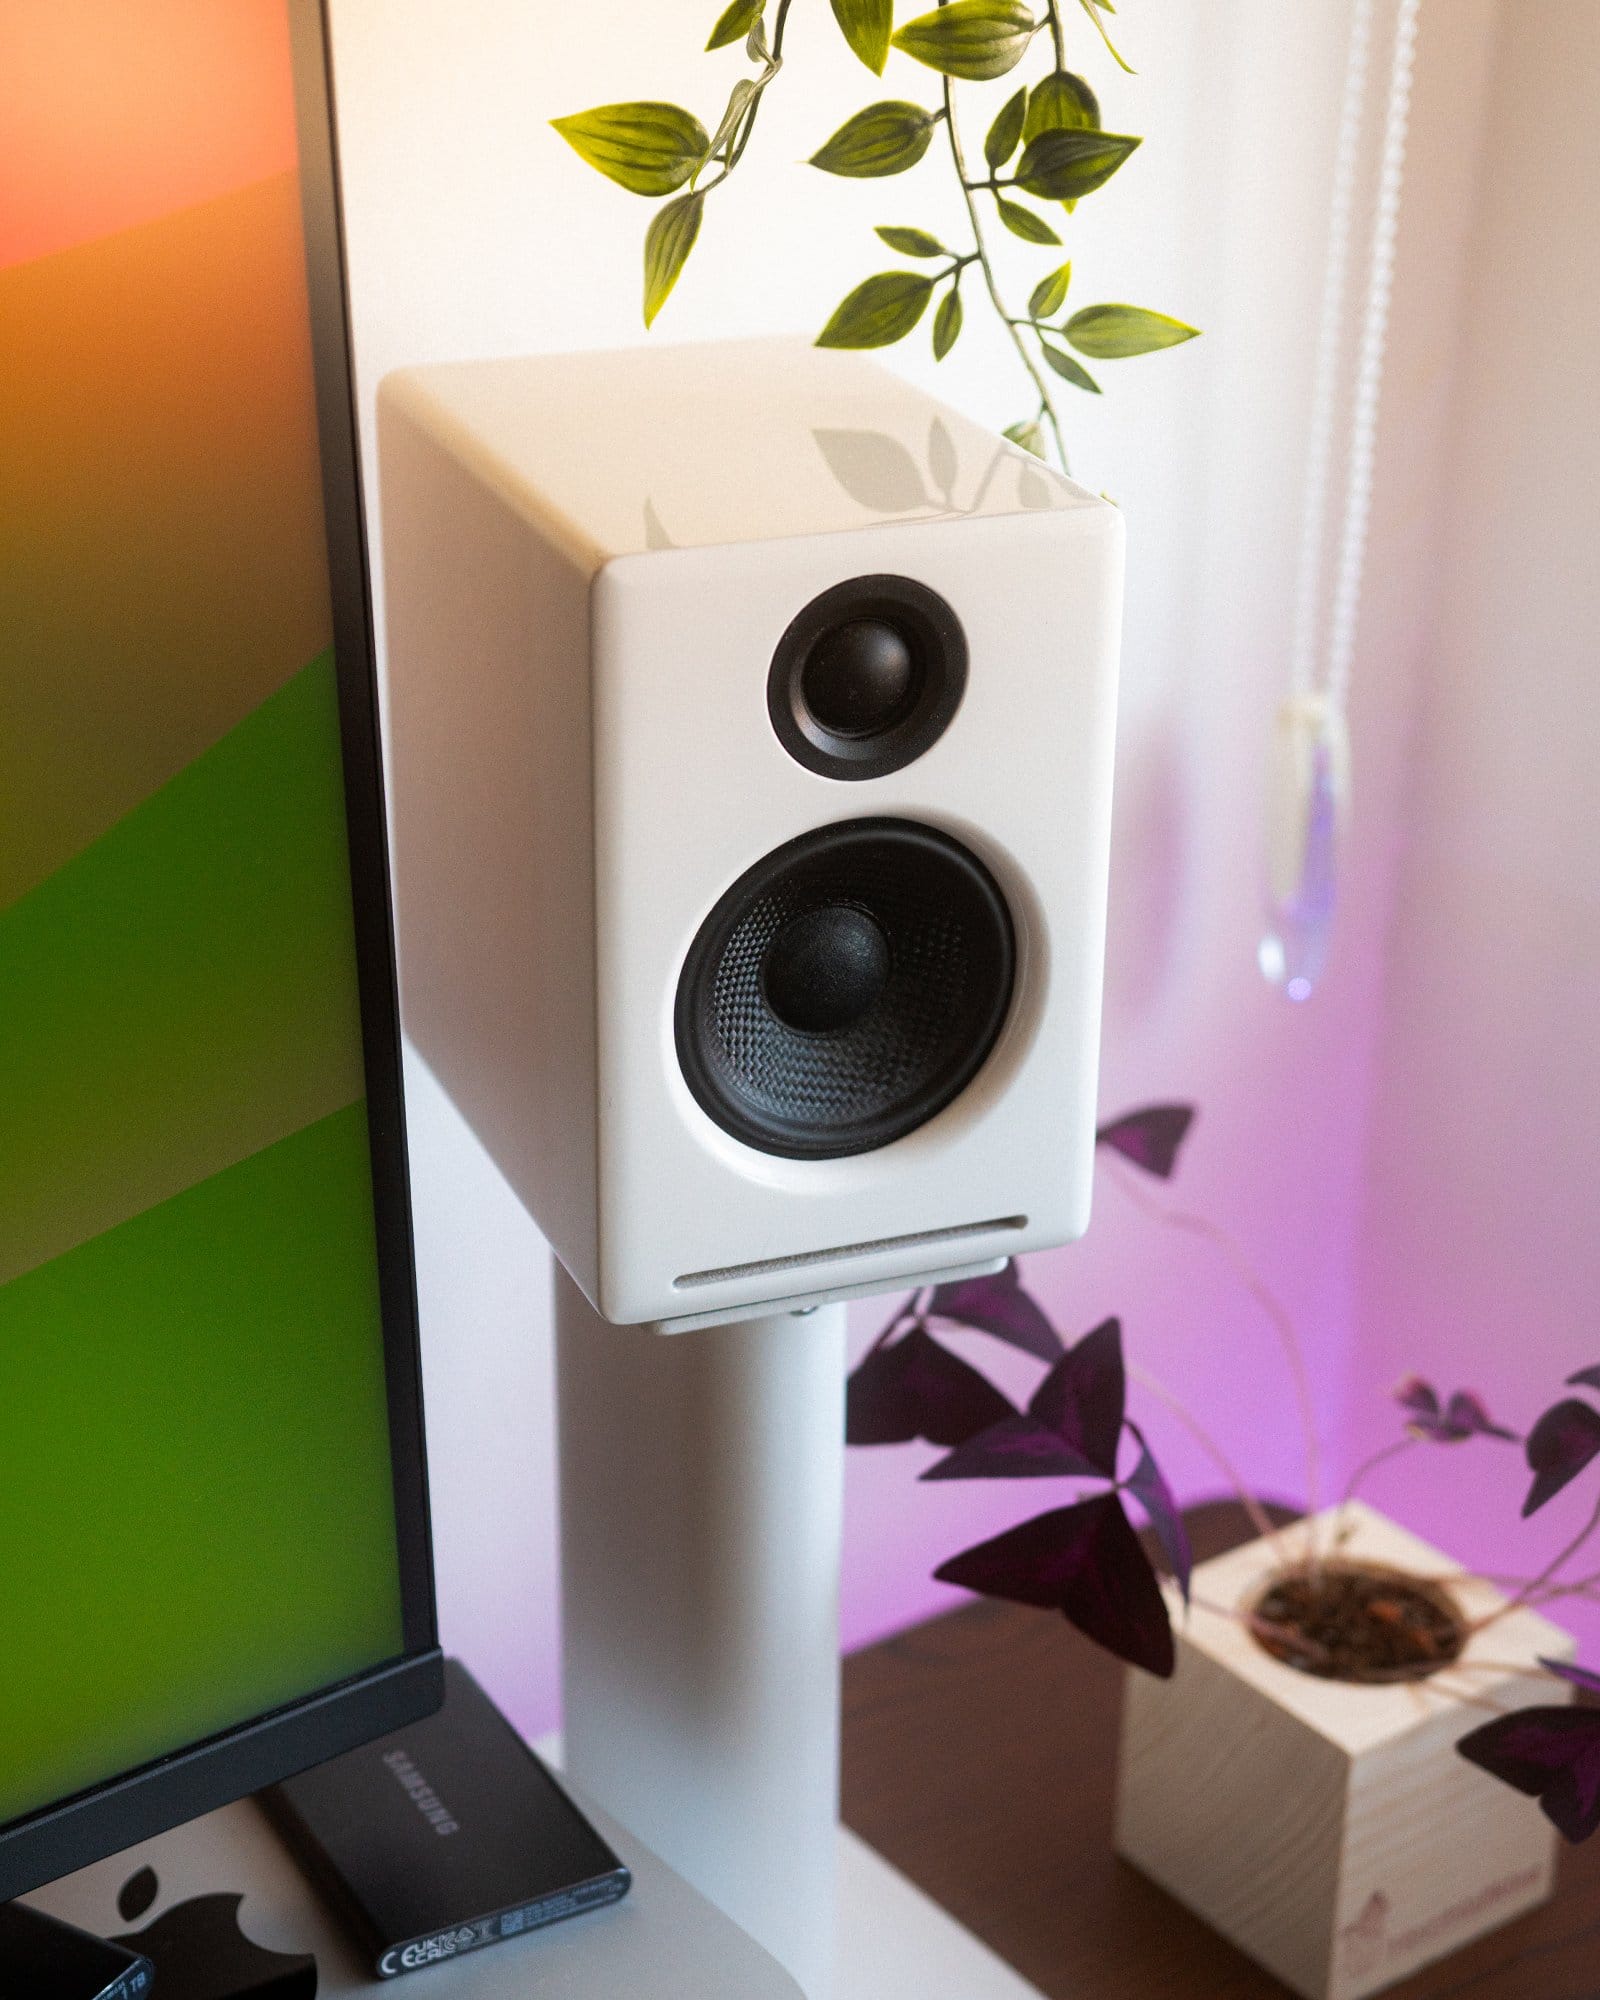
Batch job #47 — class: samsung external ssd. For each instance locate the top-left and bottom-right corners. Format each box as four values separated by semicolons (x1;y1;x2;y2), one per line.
264;1659;630;1978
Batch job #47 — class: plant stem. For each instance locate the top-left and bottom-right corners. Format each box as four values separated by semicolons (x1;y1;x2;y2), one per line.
712;0;791;181
1517;1565;1600;1603
770;0;792;58
867;1291;929;1357
940;73;1069;471
1339;1434;1420;1510
1044;0;1066;69
1105;1154;1327;1536
1475;1487;1600;1634
1126;1360;1289;1557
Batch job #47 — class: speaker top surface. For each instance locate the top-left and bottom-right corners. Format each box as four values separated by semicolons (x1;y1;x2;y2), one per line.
379;339;1107;572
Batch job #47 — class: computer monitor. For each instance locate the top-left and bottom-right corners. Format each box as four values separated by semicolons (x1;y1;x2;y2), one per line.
0;0;442;1906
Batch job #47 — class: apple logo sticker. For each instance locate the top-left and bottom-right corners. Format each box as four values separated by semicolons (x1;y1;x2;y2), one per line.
111;1866;317;1998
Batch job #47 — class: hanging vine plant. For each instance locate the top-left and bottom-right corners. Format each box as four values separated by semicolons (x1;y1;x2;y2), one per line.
553;0;1198;471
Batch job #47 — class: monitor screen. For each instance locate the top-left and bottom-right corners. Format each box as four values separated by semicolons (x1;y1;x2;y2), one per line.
0;0;439;1897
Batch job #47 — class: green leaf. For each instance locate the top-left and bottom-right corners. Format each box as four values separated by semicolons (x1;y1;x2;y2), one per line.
552;102;711;197
875;225;948;258
1065;303;1200;358
1023;70;1100;143
892;0;1038;83
1014;127;1140;202
1078;0;1136;73
831;0;894;74
810;102;937;178
707;0;764;51
1028;260;1072;319
933;286;964;360
643;192;704;327
1040;340;1100;391
985;87;1028;171
817;270;936;349
995;196;1061;245
1004;419;1047;458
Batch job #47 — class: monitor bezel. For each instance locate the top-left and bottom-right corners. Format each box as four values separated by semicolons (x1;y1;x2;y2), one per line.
0;0;443;1904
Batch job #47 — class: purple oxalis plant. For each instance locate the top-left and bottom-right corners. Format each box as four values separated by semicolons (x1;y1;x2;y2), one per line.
1452;1366;1600;1842
847;1106;1600;1842
1458;1657;1600;1844
847;1108;1196;1680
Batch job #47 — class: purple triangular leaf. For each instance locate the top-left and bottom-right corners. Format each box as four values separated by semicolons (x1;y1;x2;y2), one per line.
1540;1656;1600;1698
1095;1104;1196;1180
1457;1707;1600;1842
926;1263;1064;1362
1122;1421;1192;1602
1398;1376;1515;1443
1028;1317;1126;1477
1395;1376;1441;1427
1523;1399;1600;1516
922;1413;1104;1483
1442;1391;1517;1441
934;1492;1175;1676
1567;1365;1600;1393
846;1326;1016;1449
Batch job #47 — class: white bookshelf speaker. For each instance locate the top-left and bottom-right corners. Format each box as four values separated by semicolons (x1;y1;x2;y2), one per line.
380;339;1125;1335
382;340;1120;1344
381;339;1124;1995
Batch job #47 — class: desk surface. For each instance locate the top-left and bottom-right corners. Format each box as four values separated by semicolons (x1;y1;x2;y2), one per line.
840;1501;1600;2000
28;1773;801;1998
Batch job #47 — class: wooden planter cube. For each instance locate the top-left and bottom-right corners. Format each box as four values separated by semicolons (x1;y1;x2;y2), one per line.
1114;1502;1574;2000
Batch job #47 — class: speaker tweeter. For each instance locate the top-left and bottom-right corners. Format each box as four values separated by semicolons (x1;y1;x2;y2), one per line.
767;576;966;781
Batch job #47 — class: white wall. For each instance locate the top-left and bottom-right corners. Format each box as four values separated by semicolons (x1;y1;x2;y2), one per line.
1353;0;1600;1649
326;0;1497;1736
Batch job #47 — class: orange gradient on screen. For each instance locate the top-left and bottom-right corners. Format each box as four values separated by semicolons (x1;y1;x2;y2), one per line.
2;0;331;913
0;0;298;271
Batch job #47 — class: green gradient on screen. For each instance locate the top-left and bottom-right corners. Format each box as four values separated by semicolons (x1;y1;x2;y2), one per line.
0;1104;403;1829
2;0;413;1843
0;650;366;1288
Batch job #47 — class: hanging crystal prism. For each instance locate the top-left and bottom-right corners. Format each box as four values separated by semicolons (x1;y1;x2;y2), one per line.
1259;694;1349;1003
1263;0;1418;999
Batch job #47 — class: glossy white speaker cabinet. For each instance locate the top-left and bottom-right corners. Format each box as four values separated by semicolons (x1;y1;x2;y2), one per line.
380;339;1123;1332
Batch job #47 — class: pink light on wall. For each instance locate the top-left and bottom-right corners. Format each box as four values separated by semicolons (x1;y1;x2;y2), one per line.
1350;0;1600;1667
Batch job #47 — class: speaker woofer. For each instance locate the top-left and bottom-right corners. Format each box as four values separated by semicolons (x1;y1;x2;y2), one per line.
768;575;966;780
676;818;1016;1160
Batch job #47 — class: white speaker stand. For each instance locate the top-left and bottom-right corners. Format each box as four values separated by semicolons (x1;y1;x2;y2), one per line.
554;1264;1048;2000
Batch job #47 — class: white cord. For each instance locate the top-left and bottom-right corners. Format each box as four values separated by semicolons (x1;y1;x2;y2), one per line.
1325;0;1420;713
1289;0;1374;702
1288;0;1420;713
1261;0;1420;1000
